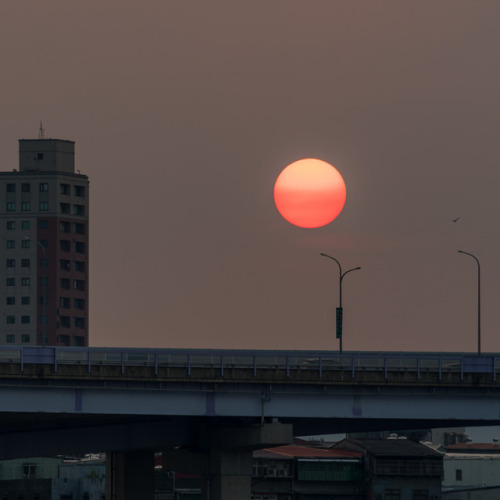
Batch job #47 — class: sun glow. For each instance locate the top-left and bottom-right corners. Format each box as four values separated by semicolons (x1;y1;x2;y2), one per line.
274;158;346;228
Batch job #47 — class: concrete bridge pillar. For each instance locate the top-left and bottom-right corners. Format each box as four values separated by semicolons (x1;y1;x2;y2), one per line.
106;451;154;500
163;422;293;500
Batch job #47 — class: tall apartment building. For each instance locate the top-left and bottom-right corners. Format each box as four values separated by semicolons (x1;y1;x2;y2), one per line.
0;138;89;346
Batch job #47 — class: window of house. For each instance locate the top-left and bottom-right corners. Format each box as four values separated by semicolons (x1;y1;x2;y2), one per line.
73;280;85;291
21;259;30;268
21;239;30;249
39;202;48;211
60;183;70;195
6;316;15;324
74;317;85;328
6;259;15;268
6;278;15;286
39;220;48;229
74;222;85;234
6;183;15;192
58;335;70;345
60;297;70;308
74;336;85;347
74;261;85;272
60;278;70;289
384;490;401;500
456;469;462;481
21;183;30;192
22;463;36;478
40;239;48;248
60;221;71;233
39;314;47;324
39;183;48;192
6;221;15;230
74;298;85;309
6;335;15;343
21;334;30;343
37;153;44;160
21;297;30;305
21;316;30;324
6;202;15;212
74;241;85;253
39;277;48;286
74;185;85;197
60;240;71;252
60;202;70;214
412;490;429;500
60;259;71;271
6;297;15;305
6;240;15;249
21;221;30;230
73;204;85;216
60;316;71;328
21;202;31;211
40;258;48;267
21;277;30;286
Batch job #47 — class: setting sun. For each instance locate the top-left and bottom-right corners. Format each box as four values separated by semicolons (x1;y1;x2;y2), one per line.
274;158;346;228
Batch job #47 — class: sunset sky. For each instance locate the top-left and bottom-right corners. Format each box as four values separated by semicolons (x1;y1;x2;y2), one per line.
1;1;500;353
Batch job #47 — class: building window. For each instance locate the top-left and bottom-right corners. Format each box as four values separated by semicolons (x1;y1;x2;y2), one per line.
58;335;70;345
40;315;47;324
74;317;85;328
21;183;30;193
21;316;30;324
73;204;85;216
22;463;36;478
74;261;85;272
6;221;15;230
73;280;85;291
40;258;48;267
21;297;30;305
456;469;462;481
384;490;401;500
40;239;48;248
6;240;15;249
39;277;48;286
21;239;30;249
60;316;71;328
21;221;30;230
6;297;15;305
6;202;15;212
74;336;85;346
60;259;71;271
21;335;30;343
39;220;48;229
74;185;85;197
60;278;70;289
74;241;85;253
74;298;85;309
21;259;30;268
60;297;70;308
60;221;71;233
6;316;15;324
6;259;15;268
60;203;70;214
21;202;31;211
39;202;48;211
21;278;30;286
39;183;48;192
60;183;70;195
6;335;15;343
6;183;15;192
74;222;85;234
6;278;15;286
60;240;71;252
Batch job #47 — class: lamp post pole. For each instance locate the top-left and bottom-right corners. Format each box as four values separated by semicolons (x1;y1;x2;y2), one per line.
320;253;361;354
458;250;481;355
24;238;47;347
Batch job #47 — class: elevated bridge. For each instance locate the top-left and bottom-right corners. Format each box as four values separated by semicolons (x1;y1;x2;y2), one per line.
1;346;500;499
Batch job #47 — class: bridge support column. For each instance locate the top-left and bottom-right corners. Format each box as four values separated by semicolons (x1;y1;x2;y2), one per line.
106;451;154;500
163;422;293;500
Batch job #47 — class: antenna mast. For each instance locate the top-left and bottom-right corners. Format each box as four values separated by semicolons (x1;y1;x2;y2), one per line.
38;121;45;139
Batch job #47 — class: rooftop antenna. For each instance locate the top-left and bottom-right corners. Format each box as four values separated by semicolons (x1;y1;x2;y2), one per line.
38;121;45;139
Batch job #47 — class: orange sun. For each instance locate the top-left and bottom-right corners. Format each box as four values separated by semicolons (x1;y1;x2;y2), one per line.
274;158;346;228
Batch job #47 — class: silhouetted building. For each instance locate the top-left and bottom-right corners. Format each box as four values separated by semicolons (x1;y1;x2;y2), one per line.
0;137;89;346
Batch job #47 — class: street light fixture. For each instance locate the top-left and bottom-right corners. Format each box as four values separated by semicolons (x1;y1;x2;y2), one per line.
24;237;47;347
320;253;361;354
458;250;481;355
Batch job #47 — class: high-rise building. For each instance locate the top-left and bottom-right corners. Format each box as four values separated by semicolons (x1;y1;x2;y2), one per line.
0;138;89;346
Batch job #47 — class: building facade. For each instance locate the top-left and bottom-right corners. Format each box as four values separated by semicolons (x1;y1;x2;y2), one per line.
0;138;89;346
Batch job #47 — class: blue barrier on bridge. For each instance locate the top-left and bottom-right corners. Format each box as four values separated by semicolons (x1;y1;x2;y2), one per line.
2;346;499;382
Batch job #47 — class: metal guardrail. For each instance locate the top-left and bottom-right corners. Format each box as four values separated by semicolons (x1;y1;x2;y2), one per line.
4;346;499;381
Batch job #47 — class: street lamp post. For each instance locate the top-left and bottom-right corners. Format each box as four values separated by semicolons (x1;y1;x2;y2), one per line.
24;238;47;347
458;250;481;355
320;253;361;354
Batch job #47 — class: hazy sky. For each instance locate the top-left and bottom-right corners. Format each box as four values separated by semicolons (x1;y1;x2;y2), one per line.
2;1;500;352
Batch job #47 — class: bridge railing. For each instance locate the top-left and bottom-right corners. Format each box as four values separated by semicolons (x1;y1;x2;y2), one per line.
5;346;500;382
